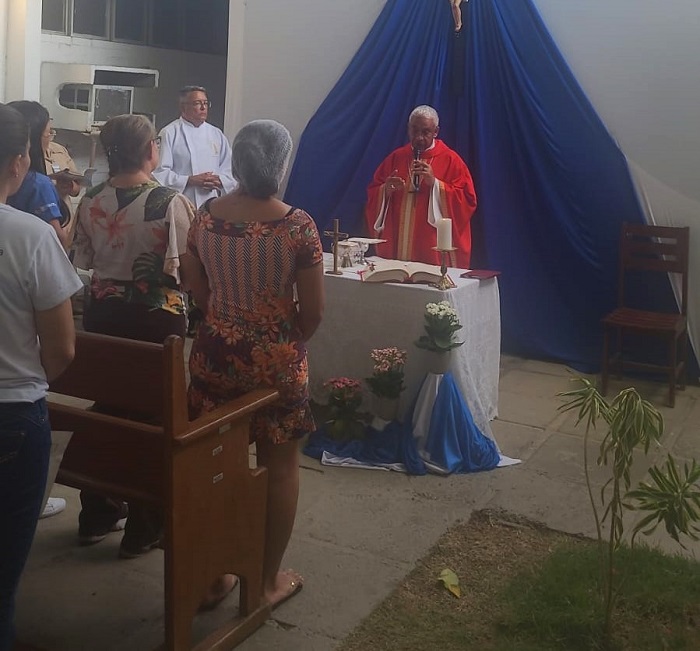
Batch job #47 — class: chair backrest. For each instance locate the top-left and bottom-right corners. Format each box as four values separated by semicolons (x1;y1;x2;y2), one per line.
618;222;690;315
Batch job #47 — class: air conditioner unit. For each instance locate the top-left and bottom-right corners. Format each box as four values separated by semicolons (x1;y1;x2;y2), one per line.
57;84;135;127
41;63;158;132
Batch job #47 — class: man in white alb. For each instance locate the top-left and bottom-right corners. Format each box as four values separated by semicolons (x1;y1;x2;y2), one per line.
153;86;237;208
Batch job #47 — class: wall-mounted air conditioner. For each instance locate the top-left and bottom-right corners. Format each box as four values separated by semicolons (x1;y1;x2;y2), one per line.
57;84;135;127
41;63;158;132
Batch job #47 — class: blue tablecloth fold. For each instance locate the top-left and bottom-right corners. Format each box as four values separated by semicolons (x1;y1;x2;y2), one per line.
304;420;427;475
305;372;501;475
422;373;500;473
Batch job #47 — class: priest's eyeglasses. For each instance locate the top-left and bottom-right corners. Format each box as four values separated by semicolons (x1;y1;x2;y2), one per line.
186;100;211;109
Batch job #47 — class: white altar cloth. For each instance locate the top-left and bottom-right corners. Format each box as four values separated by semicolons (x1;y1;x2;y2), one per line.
307;255;501;435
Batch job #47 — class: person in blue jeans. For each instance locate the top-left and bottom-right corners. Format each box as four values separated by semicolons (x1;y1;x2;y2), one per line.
8;102;75;520
0;103;83;651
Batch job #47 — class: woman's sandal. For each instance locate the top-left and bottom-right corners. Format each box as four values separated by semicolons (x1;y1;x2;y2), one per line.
271;570;304;611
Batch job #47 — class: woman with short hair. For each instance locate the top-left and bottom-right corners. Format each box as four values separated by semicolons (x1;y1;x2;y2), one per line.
0;103;82;651
71;113;194;558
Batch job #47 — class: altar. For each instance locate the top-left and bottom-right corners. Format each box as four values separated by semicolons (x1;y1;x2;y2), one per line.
307;254;501;435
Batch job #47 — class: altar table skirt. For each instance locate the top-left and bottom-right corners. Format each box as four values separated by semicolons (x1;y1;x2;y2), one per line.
307;255;501;437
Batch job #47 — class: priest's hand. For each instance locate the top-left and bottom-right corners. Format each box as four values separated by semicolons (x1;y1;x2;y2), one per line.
206;173;223;190
384;169;405;195
411;159;435;185
188;172;222;190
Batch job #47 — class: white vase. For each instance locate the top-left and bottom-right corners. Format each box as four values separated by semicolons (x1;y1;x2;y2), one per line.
370;396;400;430
425;350;452;375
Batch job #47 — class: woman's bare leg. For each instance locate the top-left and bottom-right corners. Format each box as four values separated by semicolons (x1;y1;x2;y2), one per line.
256;438;303;605
199;574;238;612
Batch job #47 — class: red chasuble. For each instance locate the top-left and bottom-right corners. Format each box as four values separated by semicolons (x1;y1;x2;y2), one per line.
365;140;477;268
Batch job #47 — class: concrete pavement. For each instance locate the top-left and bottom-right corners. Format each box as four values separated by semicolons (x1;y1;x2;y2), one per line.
14;355;700;650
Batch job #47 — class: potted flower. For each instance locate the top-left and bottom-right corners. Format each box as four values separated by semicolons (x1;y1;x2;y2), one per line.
324;377;365;440
365;347;407;423
414;300;463;374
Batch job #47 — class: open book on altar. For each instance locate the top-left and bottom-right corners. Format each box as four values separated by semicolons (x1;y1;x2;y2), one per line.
358;259;455;287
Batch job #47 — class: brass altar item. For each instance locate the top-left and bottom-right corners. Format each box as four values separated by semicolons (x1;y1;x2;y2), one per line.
323;218;349;275
431;246;457;290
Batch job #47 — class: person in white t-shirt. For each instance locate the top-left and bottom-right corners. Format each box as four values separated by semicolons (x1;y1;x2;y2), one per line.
153;85;237;208
0;103;83;651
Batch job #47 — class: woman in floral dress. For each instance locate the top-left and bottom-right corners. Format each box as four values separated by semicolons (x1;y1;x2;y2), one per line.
183;120;324;610
71;114;194;558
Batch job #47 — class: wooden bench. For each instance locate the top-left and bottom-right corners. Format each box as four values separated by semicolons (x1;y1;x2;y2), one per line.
47;331;279;651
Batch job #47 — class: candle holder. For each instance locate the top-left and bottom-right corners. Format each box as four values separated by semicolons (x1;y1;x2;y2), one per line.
431;247;456;290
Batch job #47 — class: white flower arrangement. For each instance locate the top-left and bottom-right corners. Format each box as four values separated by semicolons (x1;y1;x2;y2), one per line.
415;300;464;353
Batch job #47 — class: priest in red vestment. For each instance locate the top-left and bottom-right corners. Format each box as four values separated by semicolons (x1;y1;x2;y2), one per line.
365;105;477;268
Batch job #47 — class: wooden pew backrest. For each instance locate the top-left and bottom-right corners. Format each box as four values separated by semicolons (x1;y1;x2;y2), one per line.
49;332;187;423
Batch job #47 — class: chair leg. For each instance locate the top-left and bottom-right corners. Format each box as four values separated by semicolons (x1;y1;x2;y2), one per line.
601;327;610;396
668;335;676;408
679;331;688;391
615;328;623;379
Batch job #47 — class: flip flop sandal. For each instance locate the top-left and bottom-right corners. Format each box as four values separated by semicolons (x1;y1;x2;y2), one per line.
271;573;304;611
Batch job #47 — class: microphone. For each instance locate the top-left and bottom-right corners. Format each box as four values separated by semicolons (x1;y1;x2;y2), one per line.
412;147;422;191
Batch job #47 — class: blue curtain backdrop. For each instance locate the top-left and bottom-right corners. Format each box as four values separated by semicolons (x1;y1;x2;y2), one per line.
284;0;661;371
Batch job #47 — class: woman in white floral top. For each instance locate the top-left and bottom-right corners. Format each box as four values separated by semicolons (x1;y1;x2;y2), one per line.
71;114;194;558
73;115;194;339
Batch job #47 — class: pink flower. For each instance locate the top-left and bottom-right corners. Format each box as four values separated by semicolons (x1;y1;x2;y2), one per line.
324;377;363;418
370;347;407;374
366;348;406;399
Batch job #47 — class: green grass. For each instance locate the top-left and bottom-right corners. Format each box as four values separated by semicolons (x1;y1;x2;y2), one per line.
500;542;700;650
338;511;700;651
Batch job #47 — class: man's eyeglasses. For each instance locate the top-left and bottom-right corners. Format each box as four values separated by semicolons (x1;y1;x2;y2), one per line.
185;100;211;109
152;136;162;147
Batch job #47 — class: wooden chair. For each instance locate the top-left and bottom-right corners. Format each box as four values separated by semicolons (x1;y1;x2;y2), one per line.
47;332;279;650
601;222;690;407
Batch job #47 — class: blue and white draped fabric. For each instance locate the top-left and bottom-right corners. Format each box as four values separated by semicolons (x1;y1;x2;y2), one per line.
304;420;427;475
412;372;518;474
304;372;519;474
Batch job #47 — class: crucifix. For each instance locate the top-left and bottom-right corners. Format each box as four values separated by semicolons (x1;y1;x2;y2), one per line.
323;218;349;275
451;0;465;32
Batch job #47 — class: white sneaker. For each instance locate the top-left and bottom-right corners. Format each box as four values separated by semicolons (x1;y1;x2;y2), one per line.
40;497;67;519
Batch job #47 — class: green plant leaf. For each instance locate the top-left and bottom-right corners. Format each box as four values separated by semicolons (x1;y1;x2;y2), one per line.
628;456;700;548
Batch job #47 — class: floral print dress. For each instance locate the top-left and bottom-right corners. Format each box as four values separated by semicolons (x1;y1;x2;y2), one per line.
72;180;194;313
187;206;323;444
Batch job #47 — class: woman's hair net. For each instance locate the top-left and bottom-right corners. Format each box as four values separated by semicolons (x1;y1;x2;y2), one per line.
231;120;292;199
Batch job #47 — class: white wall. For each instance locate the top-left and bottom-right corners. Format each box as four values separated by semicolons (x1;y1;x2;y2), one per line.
229;0;700;203
5;0;42;101
226;0;386;165
533;0;700;203
41;35;228;131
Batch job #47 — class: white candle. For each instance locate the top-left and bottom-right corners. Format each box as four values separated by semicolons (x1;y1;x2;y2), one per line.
437;218;453;250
